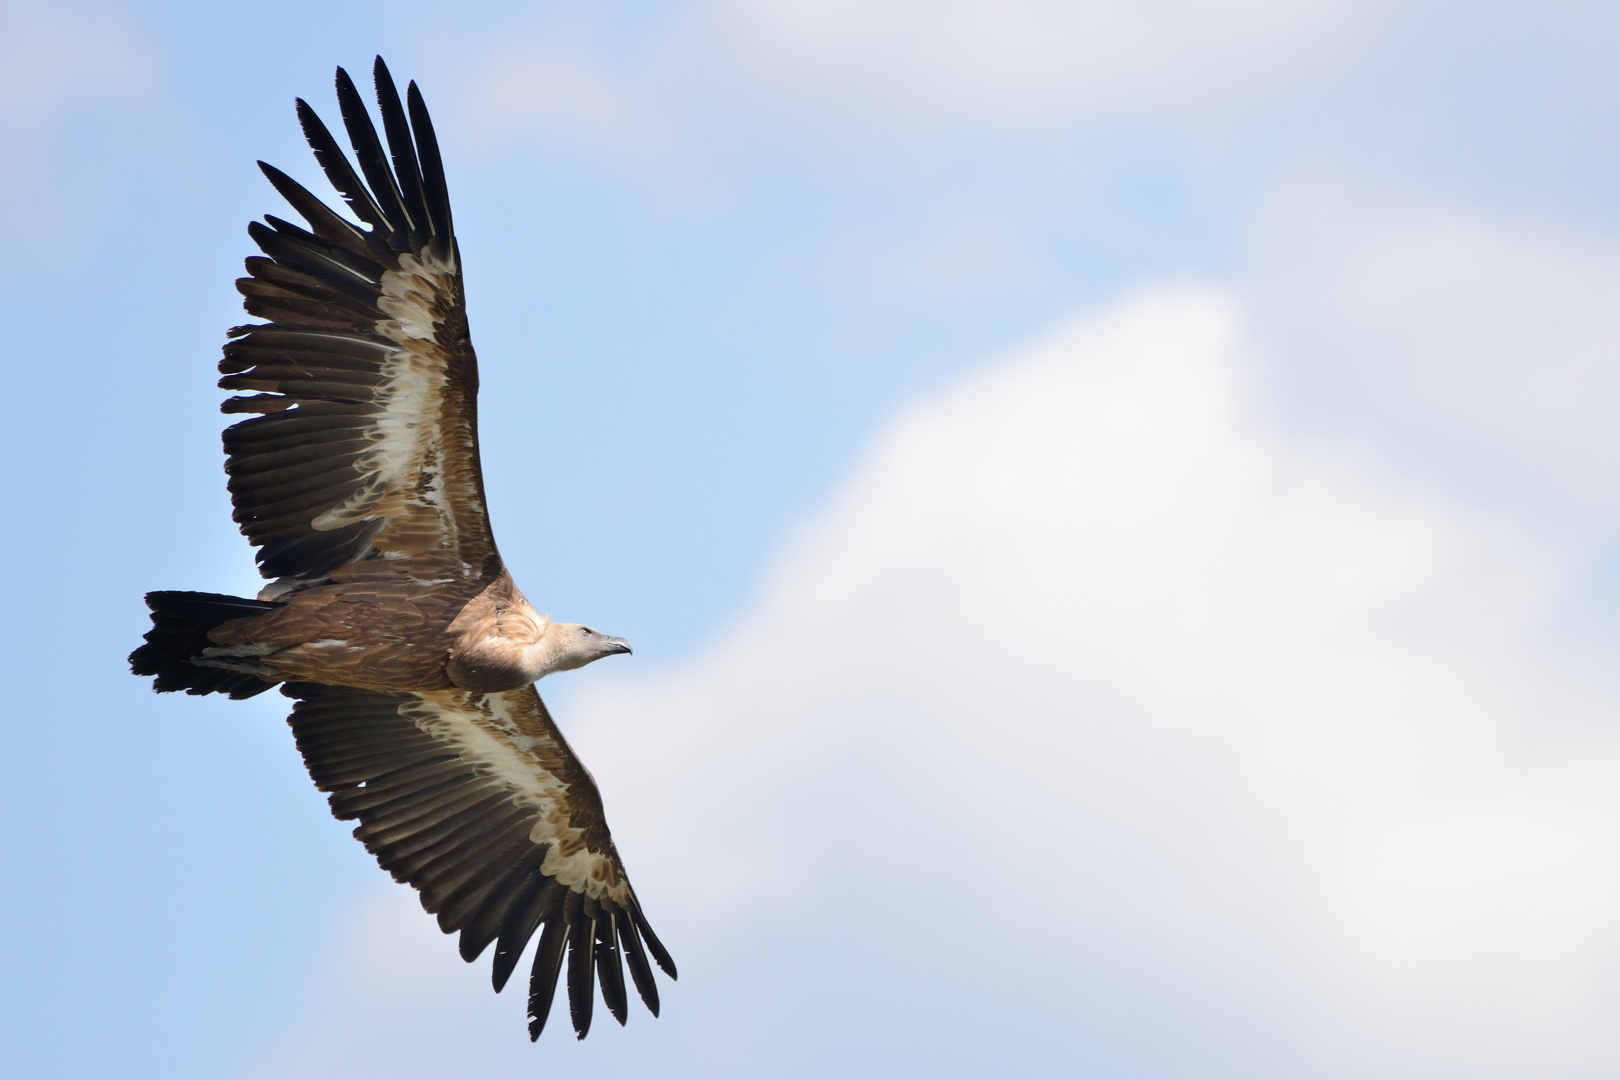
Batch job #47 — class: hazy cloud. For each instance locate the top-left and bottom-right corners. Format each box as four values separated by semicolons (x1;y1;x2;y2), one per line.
0;2;167;271
1251;176;1620;533
0;2;158;128
451;0;1379;171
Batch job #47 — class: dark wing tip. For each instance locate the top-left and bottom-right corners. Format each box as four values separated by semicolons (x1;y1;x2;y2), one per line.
618;911;661;1017
404;78;453;253
634;910;677;980
566;905;596;1039
294;92;387;231
369;55;430;249
292;96;318;132
526;915;569;1041
596;912;629;1027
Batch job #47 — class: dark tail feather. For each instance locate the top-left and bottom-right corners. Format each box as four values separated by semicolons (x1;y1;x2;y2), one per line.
130;591;281;700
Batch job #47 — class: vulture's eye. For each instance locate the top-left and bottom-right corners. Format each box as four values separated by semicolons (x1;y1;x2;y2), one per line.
580;627;594;636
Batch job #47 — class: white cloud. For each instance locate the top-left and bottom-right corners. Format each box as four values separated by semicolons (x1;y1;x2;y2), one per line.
704;0;1367;121
1251;178;1620;532
453;0;1377;168
242;288;1620;1078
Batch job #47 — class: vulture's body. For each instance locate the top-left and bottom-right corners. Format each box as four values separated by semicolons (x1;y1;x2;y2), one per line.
130;58;674;1042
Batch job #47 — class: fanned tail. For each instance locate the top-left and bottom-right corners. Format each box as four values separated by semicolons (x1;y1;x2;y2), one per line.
130;591;281;699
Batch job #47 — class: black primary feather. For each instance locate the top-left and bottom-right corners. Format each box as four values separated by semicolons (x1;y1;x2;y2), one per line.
372;57;429;242
566;906;596;1040
634;908;678;979
596;910;629;1026
256;161;370;250
618;913;660;1017
527;916;570;1040
405;80;452;257
334;66;414;244
490;879;560;993
295;97;388;231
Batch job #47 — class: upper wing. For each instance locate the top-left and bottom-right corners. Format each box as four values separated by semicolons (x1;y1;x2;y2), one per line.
220;57;496;595
283;682;676;1040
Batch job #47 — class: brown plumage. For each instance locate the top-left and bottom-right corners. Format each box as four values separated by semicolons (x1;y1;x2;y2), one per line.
130;57;673;1041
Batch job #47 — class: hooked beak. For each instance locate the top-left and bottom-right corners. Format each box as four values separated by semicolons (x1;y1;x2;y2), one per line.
604;637;633;656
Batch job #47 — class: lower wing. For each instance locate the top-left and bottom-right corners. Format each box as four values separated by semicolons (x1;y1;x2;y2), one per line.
282;681;675;1039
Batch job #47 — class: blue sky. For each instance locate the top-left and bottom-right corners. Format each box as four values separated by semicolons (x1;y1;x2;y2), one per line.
5;1;1620;1077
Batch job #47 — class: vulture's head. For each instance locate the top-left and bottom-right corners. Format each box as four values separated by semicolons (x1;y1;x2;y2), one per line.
546;622;633;673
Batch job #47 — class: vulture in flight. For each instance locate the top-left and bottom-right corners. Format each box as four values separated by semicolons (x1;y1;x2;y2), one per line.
129;57;675;1041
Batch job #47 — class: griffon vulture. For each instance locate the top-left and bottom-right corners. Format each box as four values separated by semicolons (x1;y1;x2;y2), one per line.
130;57;674;1042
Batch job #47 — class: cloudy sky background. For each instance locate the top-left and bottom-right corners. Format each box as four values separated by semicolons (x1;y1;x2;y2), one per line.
5;1;1620;1076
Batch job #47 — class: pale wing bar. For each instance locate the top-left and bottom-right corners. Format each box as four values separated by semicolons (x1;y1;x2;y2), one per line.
220;57;491;589
282;683;676;1040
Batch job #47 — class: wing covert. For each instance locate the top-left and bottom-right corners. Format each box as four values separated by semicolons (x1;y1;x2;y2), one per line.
221;57;494;594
